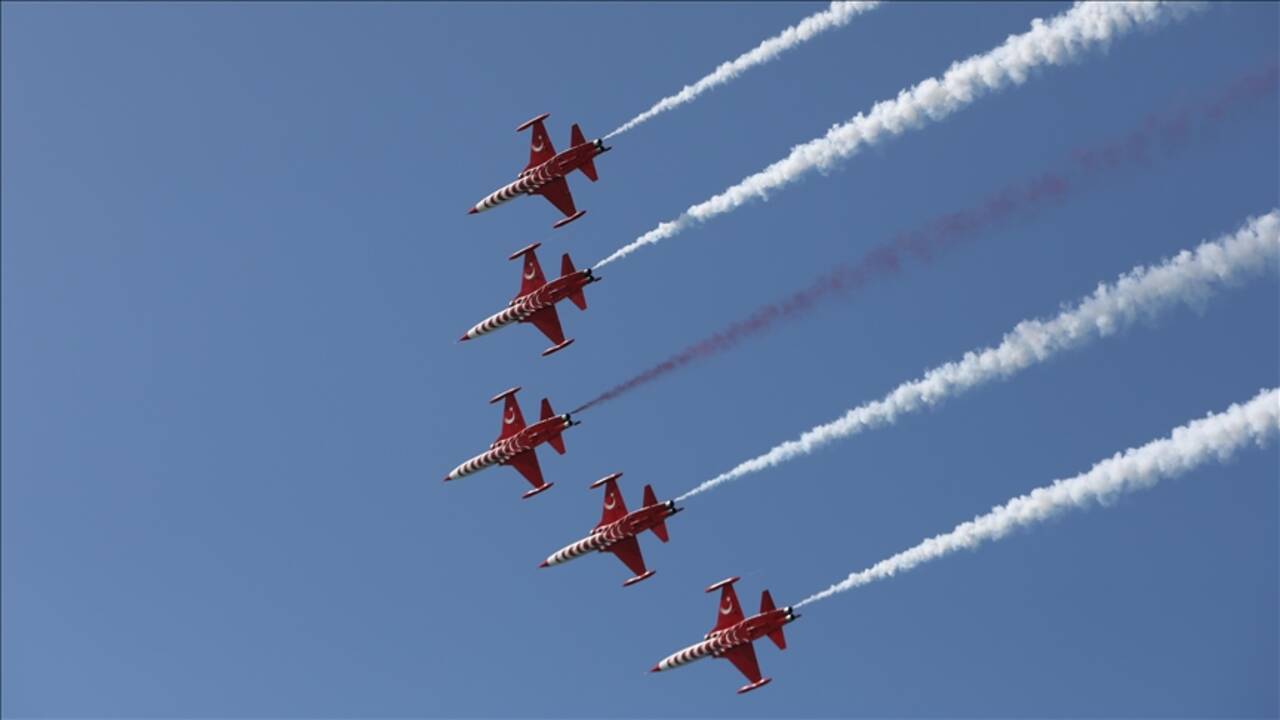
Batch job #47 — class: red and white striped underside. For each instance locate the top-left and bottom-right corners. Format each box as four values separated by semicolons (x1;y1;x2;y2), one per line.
465;288;556;339
448;434;535;480
473;165;556;212
544;520;630;566
656;632;742;672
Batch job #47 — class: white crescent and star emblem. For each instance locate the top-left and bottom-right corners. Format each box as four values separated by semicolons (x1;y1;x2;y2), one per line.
524;265;537;280
504;408;517;425
603;493;616;510
531;137;545;153
720;598;734;615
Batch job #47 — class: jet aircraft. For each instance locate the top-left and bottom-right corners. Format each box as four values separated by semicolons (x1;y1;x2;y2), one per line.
459;242;598;357
468;113;610;228
651;577;799;694
540;472;680;586
444;387;577;499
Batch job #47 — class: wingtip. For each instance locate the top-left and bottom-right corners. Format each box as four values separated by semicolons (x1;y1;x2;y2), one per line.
551;210;586;229
541;338;575;357
522;482;554;499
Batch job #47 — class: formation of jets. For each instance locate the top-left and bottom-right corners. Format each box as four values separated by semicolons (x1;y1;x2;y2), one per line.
455;114;796;694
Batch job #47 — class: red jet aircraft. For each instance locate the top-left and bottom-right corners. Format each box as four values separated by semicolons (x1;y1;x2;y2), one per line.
468;113;611;229
540;472;681;586
459;242;599;357
651;577;800;694
444;387;577;499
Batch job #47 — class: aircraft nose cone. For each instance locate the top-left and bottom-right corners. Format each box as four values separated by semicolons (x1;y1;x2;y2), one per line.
649;664;662;673
458;333;470;342
538;560;549;568
467;207;478;215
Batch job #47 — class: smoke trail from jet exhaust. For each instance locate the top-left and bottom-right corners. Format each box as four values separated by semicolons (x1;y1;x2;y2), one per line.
568;63;1279;417
677;210;1280;501
594;1;1205;269
795;386;1280;607
606;2;882;139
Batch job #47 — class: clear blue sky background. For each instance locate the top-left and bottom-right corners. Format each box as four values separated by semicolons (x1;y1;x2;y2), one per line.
3;2;1277;717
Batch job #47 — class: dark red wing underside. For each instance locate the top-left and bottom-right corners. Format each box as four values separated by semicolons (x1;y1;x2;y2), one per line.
536;177;578;218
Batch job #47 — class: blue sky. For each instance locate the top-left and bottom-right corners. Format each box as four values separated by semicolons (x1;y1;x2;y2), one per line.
3;2;1277;717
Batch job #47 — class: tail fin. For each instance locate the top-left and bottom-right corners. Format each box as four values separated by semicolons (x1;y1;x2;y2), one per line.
562;254;588;310
570;124;599;182
761;590;787;649
643;484;670;542
542;398;566;454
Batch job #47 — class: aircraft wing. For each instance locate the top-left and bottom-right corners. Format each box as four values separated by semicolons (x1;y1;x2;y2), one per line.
527;307;567;347
535;177;579;218
525;117;556;170
721;644;764;685
607;536;648;577
506;451;547;491
712;583;745;632
596;476;629;529
517;247;547;298
496;392;527;442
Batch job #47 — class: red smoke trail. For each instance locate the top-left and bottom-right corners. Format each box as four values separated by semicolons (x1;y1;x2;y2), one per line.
573;64;1278;414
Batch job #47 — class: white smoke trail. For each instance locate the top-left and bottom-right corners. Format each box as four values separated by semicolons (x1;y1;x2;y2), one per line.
596;1;1205;269
607;2;882;139
678;210;1280;501
796;386;1280;607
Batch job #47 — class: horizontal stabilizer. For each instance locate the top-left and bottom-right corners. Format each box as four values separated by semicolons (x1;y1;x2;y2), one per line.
650;519;670;543
542;398;567;454
570;124;600;182
643;485;671;542
561;254;589;310
766;628;787;650
761;591;786;649
547;434;566;455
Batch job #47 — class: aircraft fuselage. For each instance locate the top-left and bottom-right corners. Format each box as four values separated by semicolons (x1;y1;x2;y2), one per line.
470;139;608;215
543;500;681;567
462;269;599;341
653;607;799;673
444;414;574;481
